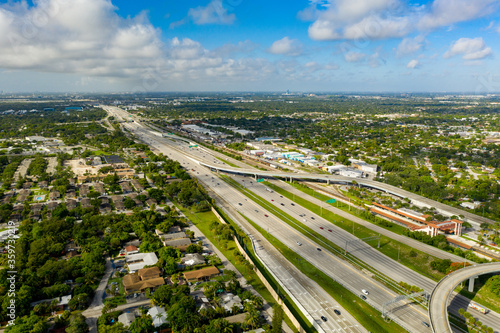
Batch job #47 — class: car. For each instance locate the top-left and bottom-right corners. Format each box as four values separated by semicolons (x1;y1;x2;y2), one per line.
264;214;268;217
271;199;274;201
362;289;369;295
320;316;327;322
319;227;324;229
422;321;430;328
317;248;321;251
328;229;332;232
255;209;259;212
297;242;302;246
280;203;285;206
291;203;295;206
334;309;341;315
360;295;367;300
311;217;315;220
280;195;283;198
238;203;242;206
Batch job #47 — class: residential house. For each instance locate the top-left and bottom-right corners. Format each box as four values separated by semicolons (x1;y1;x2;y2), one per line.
79;185;89;198
145;198;157;207
126;252;159;273
183;266;220;283
181;253;205;266
81;198;92;209
49;190;60;201
161;232;187;242
114;200;125;212
162;238;192;251
117;313;136;327
66;199;77;210
220;293;244;313
120;181;133;194
66;189;76;199
16;190;30;203
122;269;164;294
125;245;139;255
30;295;72;311
47;202;58;211
94;183;105;195
22;182;33;189
131;179;144;192
38;181;48;189
148;306;168;327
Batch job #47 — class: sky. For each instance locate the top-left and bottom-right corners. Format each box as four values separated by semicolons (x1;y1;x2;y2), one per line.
0;0;499;93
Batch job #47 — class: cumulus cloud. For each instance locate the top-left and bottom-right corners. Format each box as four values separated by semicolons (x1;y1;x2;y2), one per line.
268;37;303;56
418;0;499;30
407;59;419;68
444;37;492;60
305;0;500;41
344;51;367;62
396;36;425;57
188;0;235;25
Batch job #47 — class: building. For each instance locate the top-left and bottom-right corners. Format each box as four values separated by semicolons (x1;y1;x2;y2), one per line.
122;270;164;294
118;313;136;327
49;191;60;201
126;252;159;273
162;238;192;251
131;179;144;192
148;306;168;327
120;181;133;194
339;168;364;178
80;198;92;209
181;253;206;266
221;293;244;313
161;232;187;242
183;266;220;283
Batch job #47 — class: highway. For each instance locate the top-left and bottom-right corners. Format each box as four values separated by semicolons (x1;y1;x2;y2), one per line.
104;105;366;333
429;263;500;333
104;106;500;332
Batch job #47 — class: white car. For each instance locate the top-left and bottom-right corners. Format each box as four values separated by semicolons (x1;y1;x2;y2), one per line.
362;289;369;295
297;242;302;246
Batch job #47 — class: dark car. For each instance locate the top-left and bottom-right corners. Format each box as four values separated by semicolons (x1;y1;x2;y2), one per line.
360;295;367;300
320;316;327;322
317;248;321;251
280;203;285;206
238;203;242;206
422;322;430;328
334;309;341;315
291;203;295;206
311;216;315;220
328;229;332;232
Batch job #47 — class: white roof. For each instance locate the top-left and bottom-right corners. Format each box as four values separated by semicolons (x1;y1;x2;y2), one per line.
148;305;168;327
118;312;136;327
126;252;159;272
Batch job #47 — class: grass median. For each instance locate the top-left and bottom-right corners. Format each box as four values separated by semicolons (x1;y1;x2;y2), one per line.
240;214;405;332
264;181;445;282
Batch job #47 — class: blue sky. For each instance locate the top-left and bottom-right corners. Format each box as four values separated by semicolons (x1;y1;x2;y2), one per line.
0;0;499;93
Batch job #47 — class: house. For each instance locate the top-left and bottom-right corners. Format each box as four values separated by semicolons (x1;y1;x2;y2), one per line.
81;198;92;209
181;253;205;266
148;306;168;327
120;181;133;194
47;202;58;211
9;213;21;223
94;183;105;195
30;295;72;311
126;252;159;273
220;293;243;312
66;190;76;199
66;199;77;210
161;232;187;242
122;272;164;294
131;179;144;192
138;266;162;280
38;181;48;189
22;182;33;189
145;198;157;207
99;203;111;214
125;245;139;255
183;266;220;283
16;190;30;203
114;200;125;212
79;185;89;197
49;191;60;200
162;238;192;251
118;312;136;327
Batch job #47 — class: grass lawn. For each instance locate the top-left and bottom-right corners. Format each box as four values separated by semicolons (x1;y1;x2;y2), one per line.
242;214;405;332
265;181;446;282
457;273;500;315
176;205;301;333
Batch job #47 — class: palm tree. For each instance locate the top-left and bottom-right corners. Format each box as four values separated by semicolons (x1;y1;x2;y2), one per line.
245;310;260;330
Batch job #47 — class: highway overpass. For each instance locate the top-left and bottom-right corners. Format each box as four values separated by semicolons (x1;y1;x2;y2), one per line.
429;263;500;333
197;162;497;227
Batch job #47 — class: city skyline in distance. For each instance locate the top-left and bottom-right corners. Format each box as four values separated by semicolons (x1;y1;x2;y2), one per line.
0;0;499;93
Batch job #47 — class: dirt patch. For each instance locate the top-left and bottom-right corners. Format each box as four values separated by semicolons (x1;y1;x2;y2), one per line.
46;157;58;175
14;158;33;180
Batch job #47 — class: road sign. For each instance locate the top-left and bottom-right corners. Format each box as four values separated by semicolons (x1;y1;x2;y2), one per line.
256;178;265;183
326;199;335;203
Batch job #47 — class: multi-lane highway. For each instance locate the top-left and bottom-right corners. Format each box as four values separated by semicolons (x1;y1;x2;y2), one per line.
103;106;500;332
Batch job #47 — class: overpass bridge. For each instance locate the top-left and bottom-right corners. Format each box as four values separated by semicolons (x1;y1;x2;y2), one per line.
198;162;497;227
428;263;500;333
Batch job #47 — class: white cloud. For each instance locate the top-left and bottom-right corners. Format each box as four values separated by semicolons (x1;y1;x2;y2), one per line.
188;0;235;25
268;37;303;56
407;59;419;69
344;51;367;62
444;37;492;60
396;36;425;57
305;0;500;41
418;0;499;30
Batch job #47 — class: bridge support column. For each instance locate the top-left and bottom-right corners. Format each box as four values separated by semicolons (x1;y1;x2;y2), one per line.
468;276;478;292
327;179;330;185
254;174;257;180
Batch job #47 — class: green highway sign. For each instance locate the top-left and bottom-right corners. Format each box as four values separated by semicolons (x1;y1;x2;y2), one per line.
256;178;265;183
326;199;336;203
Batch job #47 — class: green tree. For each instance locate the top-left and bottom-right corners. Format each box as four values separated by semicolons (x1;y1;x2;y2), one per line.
65;313;89;333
